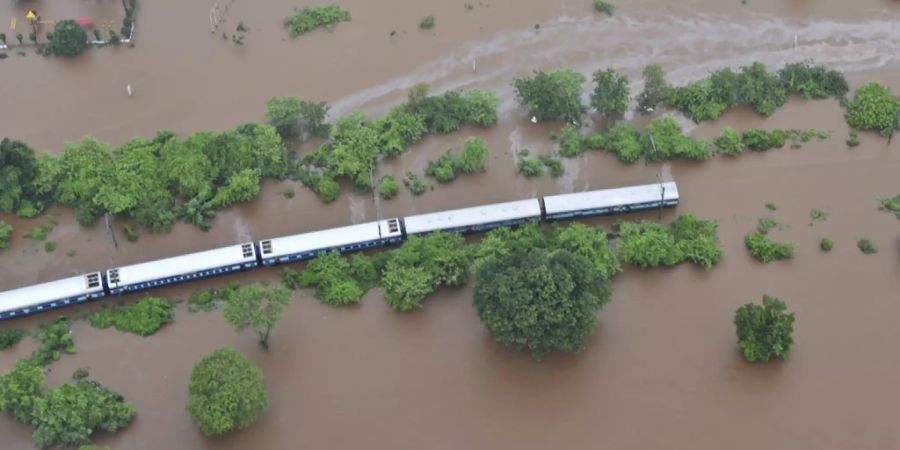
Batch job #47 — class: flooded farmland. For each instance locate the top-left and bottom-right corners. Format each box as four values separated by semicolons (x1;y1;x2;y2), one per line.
1;0;900;449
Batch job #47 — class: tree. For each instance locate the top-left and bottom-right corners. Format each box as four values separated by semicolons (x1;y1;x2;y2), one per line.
187;348;268;436
590;68;630;117
642;116;712;161
457;137;488;173
381;232;471;311
284;4;351;37
513;69;586;123
473;248;612;360
0;360;44;423
736;62;786;116
378;175;399;199
50;137;115;225
615;220;682;268
714;127;744;156
635;64;669;114
50;20;87;56
734;295;795;363
845;82;900;136
265;97;331;139
0;220;12;250
31;379;135;448
223;284;292;349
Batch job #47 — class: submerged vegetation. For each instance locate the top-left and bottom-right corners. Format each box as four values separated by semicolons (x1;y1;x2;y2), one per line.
425;138;489;183
592;0;615;15
284;4;351;37
89;297;175;336
28;318;76;366
845;82;900;136
0;220;12;250
857;238;878;255
0;329;27;350
878;195;900;219
614;214;723;270
744;232;795;263
187;348;268;436
734;295;795;363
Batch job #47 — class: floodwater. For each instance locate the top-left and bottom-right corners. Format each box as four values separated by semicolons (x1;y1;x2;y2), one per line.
2;0;900;448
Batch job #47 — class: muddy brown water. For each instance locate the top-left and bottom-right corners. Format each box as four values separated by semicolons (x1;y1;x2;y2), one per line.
2;0;900;448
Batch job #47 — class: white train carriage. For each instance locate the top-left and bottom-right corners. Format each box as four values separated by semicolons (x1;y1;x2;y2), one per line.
403;199;543;236
0;273;105;320
106;243;258;295
259;219;403;266
542;182;679;220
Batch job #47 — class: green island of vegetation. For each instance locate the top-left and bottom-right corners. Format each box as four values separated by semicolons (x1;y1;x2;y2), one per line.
744;217;795;263
614;214;723;269
516;149;564;177
89;297;175;336
284;4;352;37
0;329;27;350
425;137;489;183
878;195;900;219
857;238;878;255
820;237;834;252
734;295;795;363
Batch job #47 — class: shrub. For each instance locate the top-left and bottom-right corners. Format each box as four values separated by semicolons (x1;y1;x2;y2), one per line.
281;188;295;199
820;237;833;252
669;213;723;269
123;224;139;242
378;175;399;199
590;68;629;117
315;175;340;202
513;69;586;123
89;297;174;336
584;132;604;150
457;137;488;173
777;61;848;100
0;360;44;423
756;217;778;234
845;82;900;136
714;127;744;156
539;154;564;177
558;124;584;157
28;318;76;366
846;130;860;147
32;379;135;448
601;123;643;163
284;4;351;37
744;232;795;263
382;232;470;312
293;252;369;306
857;238;877;254
878;195;900;219
43;241;56;252
736;62;786;116
592;0;615;15
0;221;13;250
24;223;53;240
516;157;543;177
810;208;828;221
187;348;268;436
50;20;87;56
615;220;682;268
734;295;794;363
741;128;787;151
765;203;777;211
403;172;427;195
419;16;435;29
425;151;459;183
0;329;27;350
643;116;712;161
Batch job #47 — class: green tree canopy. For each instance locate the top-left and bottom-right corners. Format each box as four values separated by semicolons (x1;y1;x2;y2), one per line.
381;232;471;311
473;248;612;360
0;360;44;423
223;284;292;348
513;69;586;123
734;295;795;363
590;68;630;117
31;379;135;448
0;138;42;217
0;220;12;250
845;82;900;136
635;64;669;114
187;348;268;436
50;20;87;56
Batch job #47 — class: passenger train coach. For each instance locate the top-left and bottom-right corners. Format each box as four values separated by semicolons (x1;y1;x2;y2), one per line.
0;181;678;320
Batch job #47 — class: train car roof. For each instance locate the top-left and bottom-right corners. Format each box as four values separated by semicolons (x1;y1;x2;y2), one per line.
260;220;400;259
403;199;543;235
0;273;103;314
109;243;256;287
543;182;679;215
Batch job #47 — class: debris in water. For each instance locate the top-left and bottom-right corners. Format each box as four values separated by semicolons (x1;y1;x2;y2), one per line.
127;84;133;97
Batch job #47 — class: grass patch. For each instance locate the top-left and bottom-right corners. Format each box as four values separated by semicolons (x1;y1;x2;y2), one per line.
187;284;238;312
24;223;54;241
284;4;351;38
89;297;175;336
857;238;877;254
0;329;27;350
44;241;57;253
820;237;833;252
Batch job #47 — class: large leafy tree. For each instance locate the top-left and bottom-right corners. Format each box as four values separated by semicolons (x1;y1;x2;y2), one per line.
513;69;586;123
381;232;471;311
0;360;44;423
50;20;87;56
0;138;41;216
95;138;175;230
223;284;292;349
473;248;612;360
635;64;669;114
31;379;135;448
187;348;268;436
45;138;114;225
590;68;630;118
734;295;795;363
845;82;900;136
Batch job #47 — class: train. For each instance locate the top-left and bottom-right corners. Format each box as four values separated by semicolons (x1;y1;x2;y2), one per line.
0;181;679;321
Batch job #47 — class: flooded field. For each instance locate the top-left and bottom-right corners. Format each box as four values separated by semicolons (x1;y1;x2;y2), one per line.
1;0;900;448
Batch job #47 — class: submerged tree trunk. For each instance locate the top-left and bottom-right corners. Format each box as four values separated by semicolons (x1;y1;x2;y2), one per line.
259;324;271;350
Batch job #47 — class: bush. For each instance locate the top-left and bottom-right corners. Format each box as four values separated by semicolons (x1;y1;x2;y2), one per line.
419;15;435;29
744;232;795;263
516;157;543;177
736;62;786;116
378;175;399;199
643;116;712;161
810;208;828;221
0;360;44;423
281;188;295;199
734;295;794;363
425;151;459;183
558;124;584;157
123;224;139;242
714;127;744;156
878;195;900;219
89;297;174;336
669;214;723;269
539;154;564;177
601;123;643;163
0;329;27;350
590;68;629;117
284;4;351;37
513;69;586;123
845;82;900;136
458;137;488;173
592;0;615;15
403;172;427;195
615;221;682;268
0;220;13;250
820;237;833;252
315;175;340;202
32;379;135;448
741;128;787;151
187;348;268;436
857;238;877;254
777;62;848;100
50;20;87;56
289;251;372;306
756;217;778;234
43;241;56;252
846;130;860;147
765;203;777;211
382;232;470;312
24;223;53;240
28;318;76;366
